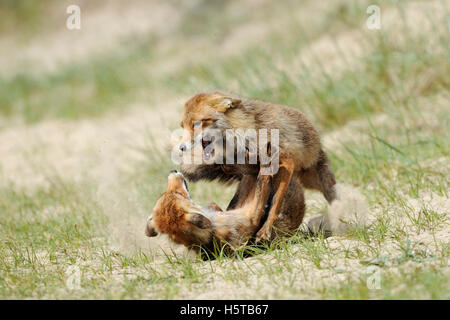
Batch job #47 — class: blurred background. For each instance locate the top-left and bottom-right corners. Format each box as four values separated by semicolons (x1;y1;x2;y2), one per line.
1;0;447;125
0;0;448;198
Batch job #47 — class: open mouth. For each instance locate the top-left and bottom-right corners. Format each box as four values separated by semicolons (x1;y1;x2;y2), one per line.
202;136;215;160
182;179;189;194
201;137;211;149
170;170;191;198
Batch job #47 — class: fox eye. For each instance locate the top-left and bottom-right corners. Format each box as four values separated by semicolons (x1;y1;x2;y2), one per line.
193;121;202;128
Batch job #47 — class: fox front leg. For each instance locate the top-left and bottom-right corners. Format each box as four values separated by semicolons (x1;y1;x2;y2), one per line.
255;157;294;242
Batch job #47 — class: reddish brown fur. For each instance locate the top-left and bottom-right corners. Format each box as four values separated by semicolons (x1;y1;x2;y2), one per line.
146;171;306;254
179;91;336;241
151;193;212;248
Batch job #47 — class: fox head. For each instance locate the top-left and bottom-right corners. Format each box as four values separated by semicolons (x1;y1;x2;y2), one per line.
178;91;250;182
145;170;213;249
178;91;241;157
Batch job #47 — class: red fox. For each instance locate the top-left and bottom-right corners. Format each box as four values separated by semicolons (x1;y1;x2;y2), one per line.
145;170;306;254
178;91;337;241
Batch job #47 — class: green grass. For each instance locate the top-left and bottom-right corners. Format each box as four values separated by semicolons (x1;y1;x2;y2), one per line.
2;0;429;126
0;38;158;121
0;0;56;36
321;267;450;299
0;0;449;299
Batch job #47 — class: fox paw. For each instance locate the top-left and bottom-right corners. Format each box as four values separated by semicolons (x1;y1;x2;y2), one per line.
255;226;272;243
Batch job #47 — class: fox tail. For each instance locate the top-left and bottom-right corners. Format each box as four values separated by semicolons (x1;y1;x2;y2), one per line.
307;184;369;236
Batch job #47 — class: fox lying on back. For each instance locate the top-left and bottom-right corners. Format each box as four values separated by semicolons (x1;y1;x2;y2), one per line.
146;170;369;256
145;170;306;253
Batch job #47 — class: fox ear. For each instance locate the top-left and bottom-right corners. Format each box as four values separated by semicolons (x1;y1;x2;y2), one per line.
186;213;212;229
145;217;158;237
214;97;241;113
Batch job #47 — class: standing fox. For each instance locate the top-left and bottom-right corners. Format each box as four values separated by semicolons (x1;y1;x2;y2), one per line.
178;91;338;241
145;170;306;254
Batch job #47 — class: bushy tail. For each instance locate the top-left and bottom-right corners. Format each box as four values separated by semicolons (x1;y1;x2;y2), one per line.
307;184;369;236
